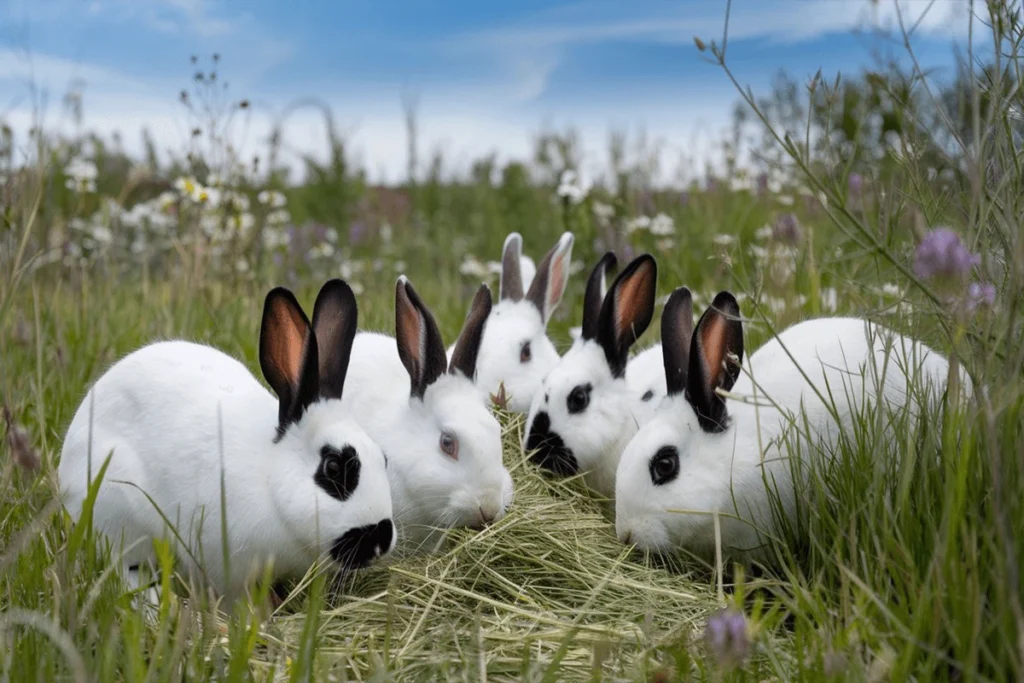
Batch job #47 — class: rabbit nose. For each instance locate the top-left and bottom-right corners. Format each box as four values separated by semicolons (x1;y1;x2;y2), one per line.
473;502;501;529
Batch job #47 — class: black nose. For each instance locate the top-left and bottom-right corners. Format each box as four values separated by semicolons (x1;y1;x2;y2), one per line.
525;411;578;476
330;519;394;569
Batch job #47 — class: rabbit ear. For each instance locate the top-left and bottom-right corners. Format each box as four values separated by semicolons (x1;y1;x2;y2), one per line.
661;287;694;396
260;286;320;432
395;276;448;400
686;291;744;433
311;279;358;402
581;252;617;341
449;284;492;379
500;233;524;302
596;254;657;378
525;231;574;325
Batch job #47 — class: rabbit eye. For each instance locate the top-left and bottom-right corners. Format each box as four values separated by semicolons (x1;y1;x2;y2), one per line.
316;445;361;501
439;431;459;460
520;341;532;364
649;446;680;486
566;383;592;414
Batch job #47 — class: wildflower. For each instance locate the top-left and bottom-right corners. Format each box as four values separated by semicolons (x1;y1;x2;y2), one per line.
556;169;589;204
712;234;736;247
820;287;838;313
379;223;394;244
206;172;224;188
625;216;652;234
754;223;773;241
729;174;755;193
649;213;675;237
776;194;795;206
348;221;367;245
881;283;902;297
772;213;802;245
226;212;255;234
267;209;290;227
703;608;750;670
912;228;979;282
263;228;289;250
308;243;336;259
459;255;488;278
848;172;863;195
235;259;250;273
173;175;200;199
257;190;288;208
592;201;614;223
64;157;98;193
655;238;675;252
157;191;178;212
966;282;996;311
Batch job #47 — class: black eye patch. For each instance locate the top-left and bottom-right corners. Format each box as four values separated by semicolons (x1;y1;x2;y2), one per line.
641;390;654;401
566;383;592;415
315;445;361;501
649;446;680;486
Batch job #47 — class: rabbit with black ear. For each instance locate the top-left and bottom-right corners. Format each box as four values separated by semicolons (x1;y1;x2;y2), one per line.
450;232;575;412
524;252;667;497
340;276;513;550
614;288;953;560
58;280;395;603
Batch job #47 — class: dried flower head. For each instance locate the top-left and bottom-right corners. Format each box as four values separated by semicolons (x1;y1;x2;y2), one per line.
4;406;41;473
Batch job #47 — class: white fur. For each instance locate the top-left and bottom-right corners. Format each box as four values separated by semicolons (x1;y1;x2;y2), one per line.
524;340;667;496
342;332;514;549
615;317;953;559
449;232;574;413
58;341;393;601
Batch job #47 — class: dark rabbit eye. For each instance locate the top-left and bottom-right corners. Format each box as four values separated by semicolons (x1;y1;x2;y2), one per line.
439;431;459;460
520;341;532;364
316;445;361;501
566;384;592;415
649;446;680;486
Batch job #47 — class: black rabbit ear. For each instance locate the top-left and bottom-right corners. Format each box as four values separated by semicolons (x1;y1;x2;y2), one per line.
581;252;617;341
596;254;657;378
525;231;574;325
686;292;744;433
260;287;320;433
500;233;524;302
395;276;448;400
661;287;694;396
311;279;358;402
449;284;492;379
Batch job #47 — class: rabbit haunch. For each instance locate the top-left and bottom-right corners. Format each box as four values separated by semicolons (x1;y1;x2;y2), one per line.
58;280;394;601
341;276;513;550
614;287;954;560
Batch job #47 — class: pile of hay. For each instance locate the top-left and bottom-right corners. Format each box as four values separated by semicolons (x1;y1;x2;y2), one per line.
258;414;724;679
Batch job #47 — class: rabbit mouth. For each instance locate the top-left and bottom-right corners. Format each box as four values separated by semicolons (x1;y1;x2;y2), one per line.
330;519;394;569
525;411;578;476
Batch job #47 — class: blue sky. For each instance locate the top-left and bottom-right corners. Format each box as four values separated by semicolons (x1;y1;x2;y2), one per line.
0;0;983;183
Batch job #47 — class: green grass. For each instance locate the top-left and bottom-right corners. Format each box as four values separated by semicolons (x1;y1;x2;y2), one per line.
3;4;1024;680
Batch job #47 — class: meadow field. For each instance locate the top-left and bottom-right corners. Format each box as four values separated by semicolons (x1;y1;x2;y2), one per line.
2;3;1024;681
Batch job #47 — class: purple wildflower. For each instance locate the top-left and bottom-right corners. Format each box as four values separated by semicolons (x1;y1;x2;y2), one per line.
772;212;803;245
966;281;996;311
756;172;770;196
912;228;979;282
704;608;750;669
348;221;368;246
848;172;863;196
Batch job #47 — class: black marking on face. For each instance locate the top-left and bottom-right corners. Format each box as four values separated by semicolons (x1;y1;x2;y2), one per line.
649;446;680;486
525;411;578;476
330;519;394;569
641;390;654;401
315;445;361;501
566;383;592;415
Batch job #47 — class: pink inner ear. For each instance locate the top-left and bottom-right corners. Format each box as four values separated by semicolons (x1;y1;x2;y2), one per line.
398;294;424;366
548;254;567;309
614;264;654;339
700;316;727;386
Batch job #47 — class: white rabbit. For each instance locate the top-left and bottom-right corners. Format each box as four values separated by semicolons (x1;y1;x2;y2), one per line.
449;232;575;413
523;252;667;497
340;276;514;550
58;280;395;602
614;287;953;560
